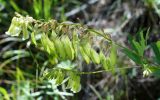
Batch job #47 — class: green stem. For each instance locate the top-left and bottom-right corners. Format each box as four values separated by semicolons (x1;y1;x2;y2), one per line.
76;66;141;75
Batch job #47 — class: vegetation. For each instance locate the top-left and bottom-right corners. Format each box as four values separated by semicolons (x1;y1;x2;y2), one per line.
0;0;160;100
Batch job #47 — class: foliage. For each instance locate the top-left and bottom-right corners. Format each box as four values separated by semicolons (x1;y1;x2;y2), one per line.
4;13;113;96
4;13;160;99
144;0;160;17
123;30;160;78
1;0;160;99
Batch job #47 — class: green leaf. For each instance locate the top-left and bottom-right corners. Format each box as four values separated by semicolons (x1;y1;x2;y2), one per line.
150;67;160;77
16;67;25;81
151;41;160;64
123;48;142;64
145;28;150;45
132;40;144;56
0;87;10;100
46;69;65;85
56;60;76;70
43;69;56;80
156;41;160;49
44;0;52;19
110;43;117;66
71;75;81;93
6;17;23;37
128;35;138;52
33;0;42;18
128;31;147;57
10;0;21;12
55;70;65;85
139;31;146;53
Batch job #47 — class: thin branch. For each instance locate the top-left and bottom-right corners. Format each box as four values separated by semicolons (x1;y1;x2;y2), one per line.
77;66;141;75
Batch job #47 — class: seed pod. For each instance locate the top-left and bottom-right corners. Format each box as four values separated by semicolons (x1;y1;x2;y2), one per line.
45;34;56;55
110;43;117;66
81;43;91;58
90;49;100;64
51;30;57;39
31;32;37;46
54;38;66;60
41;33;50;54
99;51;108;70
41;33;56;55
79;46;90;64
72;29;79;58
49;56;58;65
61;36;74;60
22;22;29;40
